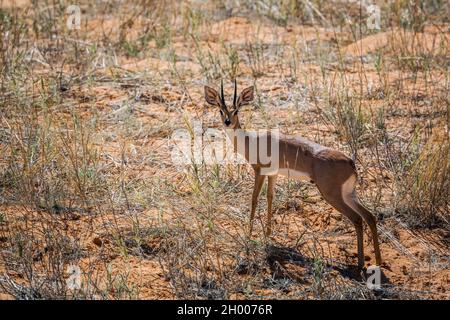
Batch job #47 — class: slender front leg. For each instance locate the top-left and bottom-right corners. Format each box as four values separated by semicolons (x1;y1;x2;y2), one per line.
249;169;266;237
266;175;277;236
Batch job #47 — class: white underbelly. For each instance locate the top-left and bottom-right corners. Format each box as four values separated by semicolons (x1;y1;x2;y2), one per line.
273;168;311;181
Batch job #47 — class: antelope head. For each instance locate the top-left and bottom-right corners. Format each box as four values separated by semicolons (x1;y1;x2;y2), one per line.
204;80;254;129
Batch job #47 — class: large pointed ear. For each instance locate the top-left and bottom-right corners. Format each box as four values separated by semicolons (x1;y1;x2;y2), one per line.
236;86;254;108
204;86;221;107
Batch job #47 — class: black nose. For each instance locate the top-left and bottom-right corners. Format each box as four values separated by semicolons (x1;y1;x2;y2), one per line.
225;119;231;126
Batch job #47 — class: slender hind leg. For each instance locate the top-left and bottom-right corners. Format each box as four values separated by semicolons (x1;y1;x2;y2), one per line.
340;175;382;266
330;200;365;269
354;217;364;269
316;184;366;269
266;175;277;236
346;195;382;266
249;170;266;237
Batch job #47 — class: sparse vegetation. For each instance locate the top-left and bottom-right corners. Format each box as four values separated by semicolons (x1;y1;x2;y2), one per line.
0;0;448;300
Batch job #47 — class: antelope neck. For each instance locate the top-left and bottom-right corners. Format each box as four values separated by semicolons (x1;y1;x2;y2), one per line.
224;120;241;154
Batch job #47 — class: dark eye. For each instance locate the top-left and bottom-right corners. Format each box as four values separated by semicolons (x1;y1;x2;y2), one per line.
234;110;238;115
220;110;224;115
